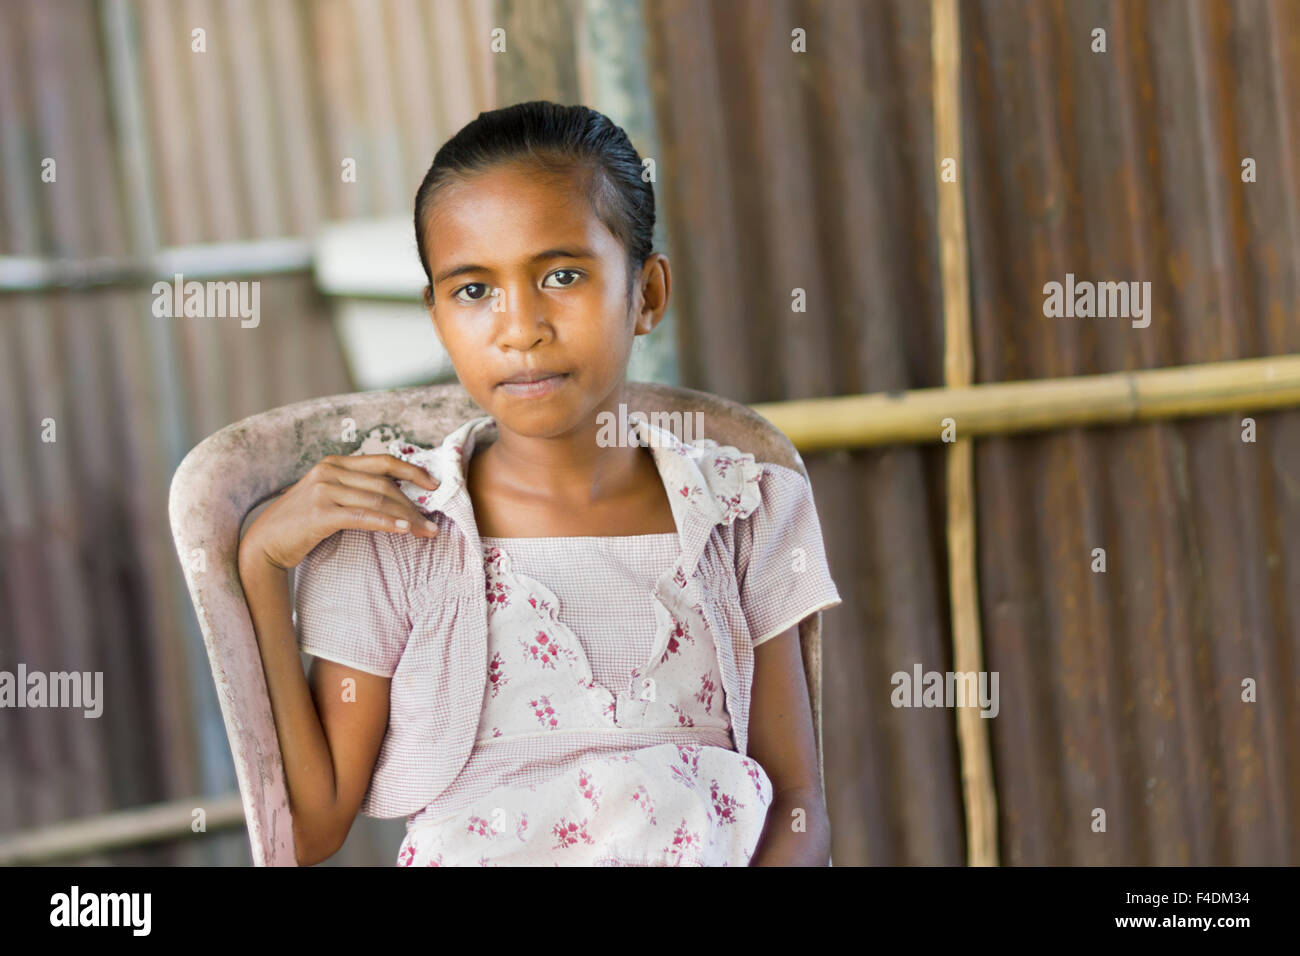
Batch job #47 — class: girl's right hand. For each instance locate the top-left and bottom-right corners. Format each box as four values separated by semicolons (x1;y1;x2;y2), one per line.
239;453;441;572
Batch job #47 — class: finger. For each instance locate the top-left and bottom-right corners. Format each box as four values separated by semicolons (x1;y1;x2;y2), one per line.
328;507;426;537
331;453;439;490
326;485;440;537
327;467;442;531
329;467;423;506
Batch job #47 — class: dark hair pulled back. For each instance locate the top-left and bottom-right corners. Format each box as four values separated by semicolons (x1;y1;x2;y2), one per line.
414;101;655;305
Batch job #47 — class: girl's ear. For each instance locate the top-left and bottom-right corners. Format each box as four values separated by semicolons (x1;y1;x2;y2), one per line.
633;253;670;334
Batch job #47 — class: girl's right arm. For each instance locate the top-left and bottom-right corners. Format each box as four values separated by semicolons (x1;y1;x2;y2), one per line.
236;452;441;865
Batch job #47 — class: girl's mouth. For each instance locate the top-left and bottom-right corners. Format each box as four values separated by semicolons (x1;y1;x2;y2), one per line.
497;372;570;398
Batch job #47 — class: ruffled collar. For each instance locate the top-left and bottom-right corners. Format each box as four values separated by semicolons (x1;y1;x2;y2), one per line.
383;413;762;552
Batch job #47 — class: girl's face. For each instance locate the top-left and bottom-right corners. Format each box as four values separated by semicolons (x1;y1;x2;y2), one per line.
420;160;669;437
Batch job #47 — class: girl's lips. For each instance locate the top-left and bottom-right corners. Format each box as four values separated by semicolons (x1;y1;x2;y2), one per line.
497;372;570;398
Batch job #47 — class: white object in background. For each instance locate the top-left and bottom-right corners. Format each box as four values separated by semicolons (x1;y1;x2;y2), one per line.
332;300;452;390
314;217;451;389
314;215;427;299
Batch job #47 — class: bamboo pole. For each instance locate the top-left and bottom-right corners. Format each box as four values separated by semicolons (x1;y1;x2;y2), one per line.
932;0;999;867
750;353;1300;451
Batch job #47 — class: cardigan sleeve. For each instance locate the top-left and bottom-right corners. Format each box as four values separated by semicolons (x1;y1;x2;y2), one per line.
292;528;410;677
733;463;843;648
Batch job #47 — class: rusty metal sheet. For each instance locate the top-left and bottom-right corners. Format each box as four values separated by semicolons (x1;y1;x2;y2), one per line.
646;0;961;864
964;0;1300;864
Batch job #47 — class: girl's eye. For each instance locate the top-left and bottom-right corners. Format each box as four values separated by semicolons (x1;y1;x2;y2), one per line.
453;283;490;304
543;269;582;288
452;270;580;303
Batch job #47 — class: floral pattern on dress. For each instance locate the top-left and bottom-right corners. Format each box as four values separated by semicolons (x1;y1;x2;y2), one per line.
665;819;705;866
696;671;718;712
666;703;695;727
669;744;702;791
518;628;578;669
552;817;595;849
675;482;704;510
396;744;770;867
487;652;509;698
474;536;734;740
710;778;744;823
528;694;560;730
630;785;658;825
740;758;770;809
658;615;695;664
486;579;511;615
392;435;774;866
577;768;602;811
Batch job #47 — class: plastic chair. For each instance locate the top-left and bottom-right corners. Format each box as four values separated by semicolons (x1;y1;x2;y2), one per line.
168;381;828;866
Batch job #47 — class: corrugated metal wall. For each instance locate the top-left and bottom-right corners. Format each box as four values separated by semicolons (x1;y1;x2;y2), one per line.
645;0;963;864
647;0;1299;864
0;0;495;864
3;0;1296;868
963;0;1300;865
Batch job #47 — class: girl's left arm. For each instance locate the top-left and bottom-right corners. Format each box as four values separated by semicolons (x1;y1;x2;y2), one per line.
746;622;831;866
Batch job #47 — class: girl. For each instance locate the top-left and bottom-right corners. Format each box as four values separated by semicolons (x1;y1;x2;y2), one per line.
238;102;842;866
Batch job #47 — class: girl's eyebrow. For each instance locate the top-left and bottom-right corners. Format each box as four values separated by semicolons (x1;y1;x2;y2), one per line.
433;247;597;285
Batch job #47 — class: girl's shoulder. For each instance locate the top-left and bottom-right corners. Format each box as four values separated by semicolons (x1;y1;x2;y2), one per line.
723;459;832;573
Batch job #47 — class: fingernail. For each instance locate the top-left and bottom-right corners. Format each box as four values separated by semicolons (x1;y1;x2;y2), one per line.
396;519;410;530
424;520;438;533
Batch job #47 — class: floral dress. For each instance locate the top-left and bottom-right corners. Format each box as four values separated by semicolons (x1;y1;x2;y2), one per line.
395;533;774;867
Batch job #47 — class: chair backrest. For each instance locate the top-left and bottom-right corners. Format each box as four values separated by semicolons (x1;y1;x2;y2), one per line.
168;381;825;866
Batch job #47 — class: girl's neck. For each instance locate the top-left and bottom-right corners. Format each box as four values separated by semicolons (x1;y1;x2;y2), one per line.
472;413;647;506
465;419;676;538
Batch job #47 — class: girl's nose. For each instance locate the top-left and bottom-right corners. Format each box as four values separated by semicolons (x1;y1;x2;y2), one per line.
496;288;553;349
